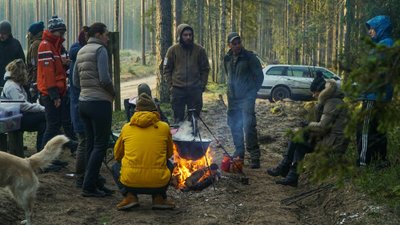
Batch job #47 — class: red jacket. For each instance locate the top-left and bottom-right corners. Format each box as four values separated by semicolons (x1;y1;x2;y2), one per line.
37;30;67;98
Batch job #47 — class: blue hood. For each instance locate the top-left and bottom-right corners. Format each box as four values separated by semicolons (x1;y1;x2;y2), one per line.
366;15;394;46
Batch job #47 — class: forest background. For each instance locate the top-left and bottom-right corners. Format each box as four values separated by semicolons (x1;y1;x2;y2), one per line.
1;0;400;214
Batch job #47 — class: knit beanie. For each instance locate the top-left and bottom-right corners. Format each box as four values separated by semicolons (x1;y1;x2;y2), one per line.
310;76;326;92
0;20;11;34
137;83;152;97
48;15;66;33
28;21;44;35
136;93;157;112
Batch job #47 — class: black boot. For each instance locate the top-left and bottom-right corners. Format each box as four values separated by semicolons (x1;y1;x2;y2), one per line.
266;159;290;177
275;165;298;187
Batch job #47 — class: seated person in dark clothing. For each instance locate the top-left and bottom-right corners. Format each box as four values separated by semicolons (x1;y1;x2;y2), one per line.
123;83;169;123
266;78;348;187
113;93;175;210
1;59;46;152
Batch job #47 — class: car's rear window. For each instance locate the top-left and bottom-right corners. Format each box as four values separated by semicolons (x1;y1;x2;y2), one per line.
266;67;287;76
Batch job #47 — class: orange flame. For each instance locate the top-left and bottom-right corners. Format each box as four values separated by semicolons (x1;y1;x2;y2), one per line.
172;143;214;189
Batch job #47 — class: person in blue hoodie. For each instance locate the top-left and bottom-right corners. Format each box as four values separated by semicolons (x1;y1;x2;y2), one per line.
69;26;89;187
357;15;394;167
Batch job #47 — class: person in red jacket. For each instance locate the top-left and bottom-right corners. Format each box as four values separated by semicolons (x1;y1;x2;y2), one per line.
37;16;76;168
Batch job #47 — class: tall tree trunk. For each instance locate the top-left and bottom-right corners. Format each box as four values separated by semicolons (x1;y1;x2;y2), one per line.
219;0;226;84
114;0;119;31
230;0;235;32
120;0;124;48
36;0;40;21
46;0;49;19
174;0;183;42
239;0;243;34
151;0;156;54
197;0;204;46
214;5;220;79
344;0;354;80
52;0;55;15
207;0;215;81
156;0;172;102
141;0;146;65
66;0;70;49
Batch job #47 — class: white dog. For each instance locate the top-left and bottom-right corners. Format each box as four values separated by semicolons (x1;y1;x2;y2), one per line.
0;135;69;225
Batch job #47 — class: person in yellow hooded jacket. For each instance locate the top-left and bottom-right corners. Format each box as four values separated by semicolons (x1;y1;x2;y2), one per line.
112;93;175;210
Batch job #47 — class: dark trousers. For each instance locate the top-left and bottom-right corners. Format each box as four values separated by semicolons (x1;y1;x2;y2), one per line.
171;86;203;123
79;100;112;192
40;95;76;149
111;161;173;198
283;141;314;165
356;100;387;166
227;98;260;160
75;132;87;182
20;111;46;151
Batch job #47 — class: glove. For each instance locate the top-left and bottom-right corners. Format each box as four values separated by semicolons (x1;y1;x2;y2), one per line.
299;120;309;127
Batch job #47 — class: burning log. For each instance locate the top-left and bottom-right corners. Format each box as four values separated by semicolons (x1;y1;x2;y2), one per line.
181;163;219;192
184;163;218;187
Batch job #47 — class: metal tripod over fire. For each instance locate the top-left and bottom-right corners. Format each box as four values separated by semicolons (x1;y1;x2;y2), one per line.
172;109;248;191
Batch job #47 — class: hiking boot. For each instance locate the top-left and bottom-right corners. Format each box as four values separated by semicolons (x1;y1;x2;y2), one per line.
275;168;298;187
152;194;175;210
81;189;106;197
250;159;260;169
117;193;139;210
98;185;115;196
40;164;63;173
267;163;290;177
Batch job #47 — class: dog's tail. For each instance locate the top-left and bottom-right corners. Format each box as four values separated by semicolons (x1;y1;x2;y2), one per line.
28;135;69;171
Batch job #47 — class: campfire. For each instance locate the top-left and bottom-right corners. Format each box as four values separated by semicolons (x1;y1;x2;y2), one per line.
171;121;219;191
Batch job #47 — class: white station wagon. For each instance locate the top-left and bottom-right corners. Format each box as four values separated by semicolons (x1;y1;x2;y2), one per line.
257;64;341;102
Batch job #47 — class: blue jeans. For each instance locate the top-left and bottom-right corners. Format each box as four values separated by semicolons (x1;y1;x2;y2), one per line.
79;100;112;192
227;98;260;160
112;161;173;198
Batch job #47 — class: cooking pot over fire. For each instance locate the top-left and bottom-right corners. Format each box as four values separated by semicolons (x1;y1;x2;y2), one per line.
173;137;211;161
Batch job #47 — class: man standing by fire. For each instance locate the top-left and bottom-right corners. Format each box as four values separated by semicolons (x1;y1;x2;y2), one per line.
223;32;264;169
163;24;210;124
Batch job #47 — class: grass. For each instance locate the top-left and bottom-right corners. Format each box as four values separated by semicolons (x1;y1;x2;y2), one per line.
120;50;157;81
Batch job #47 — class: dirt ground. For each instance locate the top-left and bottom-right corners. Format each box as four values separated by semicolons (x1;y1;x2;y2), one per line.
1;90;399;225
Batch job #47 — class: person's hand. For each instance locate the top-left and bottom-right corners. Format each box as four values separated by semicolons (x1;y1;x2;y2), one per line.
61;58;71;66
54;98;61;108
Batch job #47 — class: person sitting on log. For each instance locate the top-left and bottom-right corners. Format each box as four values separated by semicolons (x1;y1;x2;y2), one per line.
266;78;348;187
1;59;46;152
112;93;175;210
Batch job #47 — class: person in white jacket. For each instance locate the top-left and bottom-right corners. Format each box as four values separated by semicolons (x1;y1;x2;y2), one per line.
1;59;46;151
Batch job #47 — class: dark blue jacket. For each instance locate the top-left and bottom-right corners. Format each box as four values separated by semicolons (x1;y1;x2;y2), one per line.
69;41;85;133
364;15;394;101
224;48;264;101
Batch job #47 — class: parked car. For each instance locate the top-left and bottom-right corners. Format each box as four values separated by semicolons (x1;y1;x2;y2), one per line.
257;64;341;102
